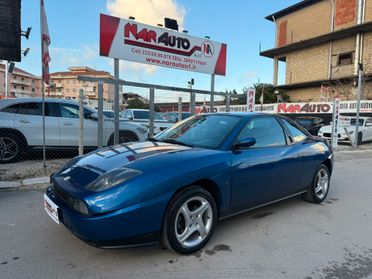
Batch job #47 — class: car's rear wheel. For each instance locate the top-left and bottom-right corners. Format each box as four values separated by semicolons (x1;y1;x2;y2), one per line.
0;135;23;164
162;186;217;254
302;164;330;203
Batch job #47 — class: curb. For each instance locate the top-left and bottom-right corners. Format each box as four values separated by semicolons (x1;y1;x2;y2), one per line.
0;176;50;190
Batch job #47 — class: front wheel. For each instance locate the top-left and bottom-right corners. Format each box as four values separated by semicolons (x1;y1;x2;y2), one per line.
0;135;23;164
302;164;330;203
162;186;217;254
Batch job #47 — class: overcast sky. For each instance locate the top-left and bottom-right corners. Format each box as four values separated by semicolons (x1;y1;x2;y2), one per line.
19;0;299;94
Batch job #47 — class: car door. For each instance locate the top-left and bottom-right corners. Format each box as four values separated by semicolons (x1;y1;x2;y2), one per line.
58;103;98;147
230;116;301;210
364;118;372;140
13;101;60;146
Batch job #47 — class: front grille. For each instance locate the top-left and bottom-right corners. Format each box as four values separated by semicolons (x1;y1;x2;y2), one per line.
53;184;74;207
323;133;331;138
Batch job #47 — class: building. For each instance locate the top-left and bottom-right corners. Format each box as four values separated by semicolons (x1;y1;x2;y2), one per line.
260;0;372;102
49;67;116;105
0;63;42;99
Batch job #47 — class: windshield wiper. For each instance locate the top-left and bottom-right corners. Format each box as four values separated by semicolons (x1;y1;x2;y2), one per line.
159;138;194;147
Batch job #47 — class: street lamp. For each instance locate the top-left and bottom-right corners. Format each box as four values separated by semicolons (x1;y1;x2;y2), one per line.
21;27;32;39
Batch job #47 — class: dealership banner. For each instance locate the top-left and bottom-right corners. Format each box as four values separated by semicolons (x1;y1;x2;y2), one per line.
100;14;227;76
246;88;256;112
214;100;372;114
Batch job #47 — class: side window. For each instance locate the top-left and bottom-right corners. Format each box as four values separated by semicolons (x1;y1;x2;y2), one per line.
1;103;21;114
237;117;286;148
46;103;60;117
281;119;307;143
366;118;372;127
15;102;42;116
59;104;79;118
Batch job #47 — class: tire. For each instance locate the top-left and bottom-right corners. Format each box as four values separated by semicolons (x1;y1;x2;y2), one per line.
161;186;217;254
357;132;363;145
0;134;24;164
107;131;139;146
302;164;330;203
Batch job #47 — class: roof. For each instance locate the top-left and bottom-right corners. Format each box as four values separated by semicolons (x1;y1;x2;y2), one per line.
51;70;112;78
0;64;39;78
265;0;323;21
0;98;82;110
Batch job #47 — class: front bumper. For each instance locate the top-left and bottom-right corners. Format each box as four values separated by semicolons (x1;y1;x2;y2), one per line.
318;132;352;143
45;187;165;248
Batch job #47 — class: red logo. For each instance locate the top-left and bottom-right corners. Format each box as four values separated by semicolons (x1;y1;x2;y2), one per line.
201;41;214;57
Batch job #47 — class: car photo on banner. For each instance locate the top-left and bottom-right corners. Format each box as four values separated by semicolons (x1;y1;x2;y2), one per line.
44;112;333;254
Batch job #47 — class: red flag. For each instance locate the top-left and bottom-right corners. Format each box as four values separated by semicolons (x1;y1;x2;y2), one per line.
41;0;51;85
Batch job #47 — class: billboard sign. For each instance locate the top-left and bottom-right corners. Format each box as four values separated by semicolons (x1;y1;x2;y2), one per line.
100;14;227;76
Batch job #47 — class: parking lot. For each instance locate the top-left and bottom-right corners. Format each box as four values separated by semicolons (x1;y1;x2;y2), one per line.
1;151;372;279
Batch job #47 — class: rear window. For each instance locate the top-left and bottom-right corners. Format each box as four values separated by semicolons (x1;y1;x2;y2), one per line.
1;104;21;114
1;102;42;115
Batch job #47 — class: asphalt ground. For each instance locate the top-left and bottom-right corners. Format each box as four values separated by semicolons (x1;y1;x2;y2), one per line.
0;151;372;279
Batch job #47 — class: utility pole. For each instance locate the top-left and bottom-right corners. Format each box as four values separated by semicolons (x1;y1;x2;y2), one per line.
354;63;363;148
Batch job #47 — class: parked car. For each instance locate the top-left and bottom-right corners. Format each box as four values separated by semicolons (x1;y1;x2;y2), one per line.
295;116;325;136
318;117;372;144
120;109;173;134
44;113;333;254
102;110;115;119
0;98;149;163
162;112;192;123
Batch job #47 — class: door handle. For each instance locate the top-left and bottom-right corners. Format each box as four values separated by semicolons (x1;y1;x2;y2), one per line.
63;123;74;126
19;119;31;124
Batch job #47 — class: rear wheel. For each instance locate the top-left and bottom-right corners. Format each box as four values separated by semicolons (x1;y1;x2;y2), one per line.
302;164;330;203
162;186;217;254
0;135;24;164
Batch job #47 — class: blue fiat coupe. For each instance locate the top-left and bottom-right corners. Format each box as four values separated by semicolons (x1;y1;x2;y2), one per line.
44;113;333;254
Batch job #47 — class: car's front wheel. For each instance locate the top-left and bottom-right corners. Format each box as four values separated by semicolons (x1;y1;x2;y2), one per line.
162;186;217;254
302;164;330;203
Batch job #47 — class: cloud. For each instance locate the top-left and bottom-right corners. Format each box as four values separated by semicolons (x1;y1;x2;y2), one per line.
240;71;258;83
106;0;187;77
50;45;99;69
106;0;186;27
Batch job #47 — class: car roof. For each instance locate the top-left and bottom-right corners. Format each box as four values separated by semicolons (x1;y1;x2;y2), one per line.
0;98;93;111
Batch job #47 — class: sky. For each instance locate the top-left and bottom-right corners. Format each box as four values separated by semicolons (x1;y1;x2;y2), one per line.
19;0;300;94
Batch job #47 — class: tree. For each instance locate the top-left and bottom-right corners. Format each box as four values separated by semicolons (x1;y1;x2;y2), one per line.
126;98;147;109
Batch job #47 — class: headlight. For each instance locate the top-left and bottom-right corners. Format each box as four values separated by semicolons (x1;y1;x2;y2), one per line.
73;199;89;215
85;168;142;192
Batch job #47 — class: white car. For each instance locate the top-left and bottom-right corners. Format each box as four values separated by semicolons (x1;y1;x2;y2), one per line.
0;98;149;163
318;117;372;144
120;109;173;134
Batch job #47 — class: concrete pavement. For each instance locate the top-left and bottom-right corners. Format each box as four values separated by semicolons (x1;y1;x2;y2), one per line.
1;152;372;279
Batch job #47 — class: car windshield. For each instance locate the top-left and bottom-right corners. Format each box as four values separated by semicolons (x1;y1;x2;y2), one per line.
350;119;364;126
155;114;241;149
133;110;163;120
297;119;312;126
103;111;115;118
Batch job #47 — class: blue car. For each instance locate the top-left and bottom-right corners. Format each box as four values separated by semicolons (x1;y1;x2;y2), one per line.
44;113;333;254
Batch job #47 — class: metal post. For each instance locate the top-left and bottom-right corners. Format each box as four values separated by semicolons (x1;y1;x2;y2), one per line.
97;81;104;148
4;61;8;99
149;88;155;138
79;89;84;156
354;63;363;148
210;74;215;113
225;94;231;112
178;97;182;122
114;58;120;144
41;74;46;167
190;83;195;116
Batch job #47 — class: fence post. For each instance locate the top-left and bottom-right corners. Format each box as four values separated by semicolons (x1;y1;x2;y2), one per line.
225;94;231;112
190;92;195;116
149;88;155;138
114;58;120;144
210;74;215;113
79;89;84;156
97;81;104;148
178;97;182;122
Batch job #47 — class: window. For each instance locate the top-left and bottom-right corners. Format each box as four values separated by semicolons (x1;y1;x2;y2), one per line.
338;52;353;66
14;85;17;89
366;118;372;127
59;104;79;118
2;104;21;114
237;117;286;148
133;110;163;120
21;86;25;90
7;102;43;116
281;118;307;143
46;103;60;117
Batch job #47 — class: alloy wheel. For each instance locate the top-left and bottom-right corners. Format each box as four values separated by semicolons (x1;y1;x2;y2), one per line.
0;137;19;162
314;169;329;199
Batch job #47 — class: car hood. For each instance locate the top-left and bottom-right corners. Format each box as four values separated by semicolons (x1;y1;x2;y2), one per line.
52;141;223;192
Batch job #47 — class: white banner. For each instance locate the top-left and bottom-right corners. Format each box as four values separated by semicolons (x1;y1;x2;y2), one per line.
100;14;227;76
246;88;256;112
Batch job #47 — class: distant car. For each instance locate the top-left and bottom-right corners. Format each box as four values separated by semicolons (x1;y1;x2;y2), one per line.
120;109;173;134
0;98;148;163
102;110;115;119
44;113;333;254
163;112;192;123
318;117;372;144
295;116;325;136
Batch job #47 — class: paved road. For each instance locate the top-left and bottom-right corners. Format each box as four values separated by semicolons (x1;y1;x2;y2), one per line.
1;152;372;279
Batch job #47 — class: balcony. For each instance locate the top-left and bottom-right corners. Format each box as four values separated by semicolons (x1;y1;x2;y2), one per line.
11;79;31;86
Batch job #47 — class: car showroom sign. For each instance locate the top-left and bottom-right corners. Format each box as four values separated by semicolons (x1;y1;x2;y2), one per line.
99;14;227;76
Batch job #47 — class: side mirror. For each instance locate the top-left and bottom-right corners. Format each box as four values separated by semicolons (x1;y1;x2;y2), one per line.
233;137;256;150
127;116;133;120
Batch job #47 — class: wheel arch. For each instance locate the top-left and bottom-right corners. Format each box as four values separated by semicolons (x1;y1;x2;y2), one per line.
322;158;333;175
0;128;28;148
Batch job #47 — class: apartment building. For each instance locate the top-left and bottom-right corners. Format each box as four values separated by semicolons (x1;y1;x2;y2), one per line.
260;0;372;102
0;63;42;98
49;66;115;102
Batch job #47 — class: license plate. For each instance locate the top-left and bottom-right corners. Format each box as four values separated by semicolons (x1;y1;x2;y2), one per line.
44;194;60;224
